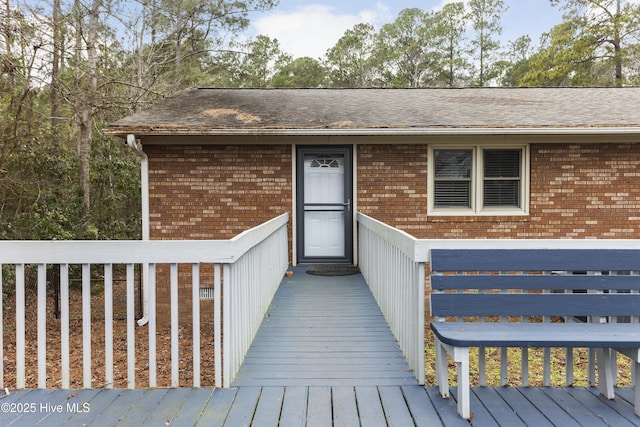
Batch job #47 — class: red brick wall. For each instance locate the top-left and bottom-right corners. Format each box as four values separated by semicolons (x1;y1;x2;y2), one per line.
147;144;292;239
357;144;429;230
357;142;640;239
146;144;292;322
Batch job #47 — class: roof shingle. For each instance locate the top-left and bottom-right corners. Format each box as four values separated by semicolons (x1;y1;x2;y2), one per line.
105;87;640;136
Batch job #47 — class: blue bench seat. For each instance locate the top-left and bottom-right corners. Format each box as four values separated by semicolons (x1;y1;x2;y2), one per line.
431;322;640;349
429;249;640;420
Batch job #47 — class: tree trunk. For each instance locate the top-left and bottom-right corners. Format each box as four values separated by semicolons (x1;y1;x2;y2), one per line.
174;30;183;91
51;0;62;130
75;0;100;219
613;0;623;86
2;0;14;85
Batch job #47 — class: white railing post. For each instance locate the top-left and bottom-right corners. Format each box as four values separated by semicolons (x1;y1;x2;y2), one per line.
415;259;426;384
214;263;222;388
37;263;47;388
104;264;114;389
0;264;3;389
192;263;201;388
82;263;91;388
148;263;157;388
170;263;179;388
16;264;25;389
127;263;136;389
60;264;70;389
222;263;231;388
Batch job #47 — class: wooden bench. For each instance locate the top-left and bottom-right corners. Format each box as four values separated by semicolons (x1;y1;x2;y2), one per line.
429;249;640;419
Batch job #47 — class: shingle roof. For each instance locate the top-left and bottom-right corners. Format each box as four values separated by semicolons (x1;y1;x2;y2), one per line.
105;87;640;136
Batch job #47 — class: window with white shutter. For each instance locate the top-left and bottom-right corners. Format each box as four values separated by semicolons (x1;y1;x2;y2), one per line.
434;149;473;209
429;145;529;215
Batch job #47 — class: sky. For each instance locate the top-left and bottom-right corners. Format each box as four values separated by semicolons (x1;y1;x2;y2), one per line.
245;0;569;59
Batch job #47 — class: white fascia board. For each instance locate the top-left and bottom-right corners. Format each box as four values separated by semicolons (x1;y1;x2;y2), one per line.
134;127;640;137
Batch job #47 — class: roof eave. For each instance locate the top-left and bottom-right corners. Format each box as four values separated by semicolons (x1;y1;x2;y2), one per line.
105;126;640;138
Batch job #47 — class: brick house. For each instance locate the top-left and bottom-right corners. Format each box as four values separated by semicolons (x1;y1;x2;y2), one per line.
105;87;640;321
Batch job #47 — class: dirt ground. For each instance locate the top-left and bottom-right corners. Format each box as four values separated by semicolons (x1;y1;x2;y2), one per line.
2;287;216;389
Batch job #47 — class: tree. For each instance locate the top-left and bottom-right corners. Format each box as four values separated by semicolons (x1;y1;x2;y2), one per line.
433;2;471;87
500;35;535;86
151;0;277;91
72;0;101;219
518;21;599;86
374;8;441;88
468;0;508;86
549;0;640;86
0;0;279;240
326;23;378;88
50;0;61;129
270;57;327;87
214;35;291;87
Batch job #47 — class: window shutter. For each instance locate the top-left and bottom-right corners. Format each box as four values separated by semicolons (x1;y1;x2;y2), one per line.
434;150;472;208
483;150;521;207
434;182;471;207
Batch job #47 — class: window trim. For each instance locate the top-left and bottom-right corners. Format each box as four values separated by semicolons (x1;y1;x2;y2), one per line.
428;144;530;216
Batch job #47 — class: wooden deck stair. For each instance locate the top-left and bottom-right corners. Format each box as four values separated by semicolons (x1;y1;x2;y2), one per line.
232;265;417;387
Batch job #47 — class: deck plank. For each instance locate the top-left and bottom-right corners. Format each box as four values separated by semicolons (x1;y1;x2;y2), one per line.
169;388;216;427
586;388;640;427
194;388;237;427
566;388;635;427
423;387;470;427
331;386;359;427
116;389;170;427
62;389;123;427
0;389;35;404
232;378;419;387
306;387;332;427
251;387;284;427
617;387;637;406
541;387;609;426
450;386;499;427
1;390;47;426
279;386;307;426
139;387;192;426
354;386;387;427
222;387;261;427
516;387;582;427
7;389;58;426
35;389;100;426
86;389;146;426
493;386;554;427
379;386;416;427
472;387;522;427
401;385;444;427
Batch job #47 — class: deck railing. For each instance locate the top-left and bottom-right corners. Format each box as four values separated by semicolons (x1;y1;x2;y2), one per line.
0;213;289;390
357;215;640;388
357;213;428;384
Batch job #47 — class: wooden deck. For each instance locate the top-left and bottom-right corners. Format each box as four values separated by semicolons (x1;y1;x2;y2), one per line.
232;266;417;387
2;267;639;426
2;386;638;426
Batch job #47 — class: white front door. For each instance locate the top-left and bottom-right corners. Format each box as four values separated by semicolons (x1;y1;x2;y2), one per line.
297;146;353;263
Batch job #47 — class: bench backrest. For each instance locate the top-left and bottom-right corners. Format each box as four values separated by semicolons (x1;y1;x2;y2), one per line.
430;249;640;319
